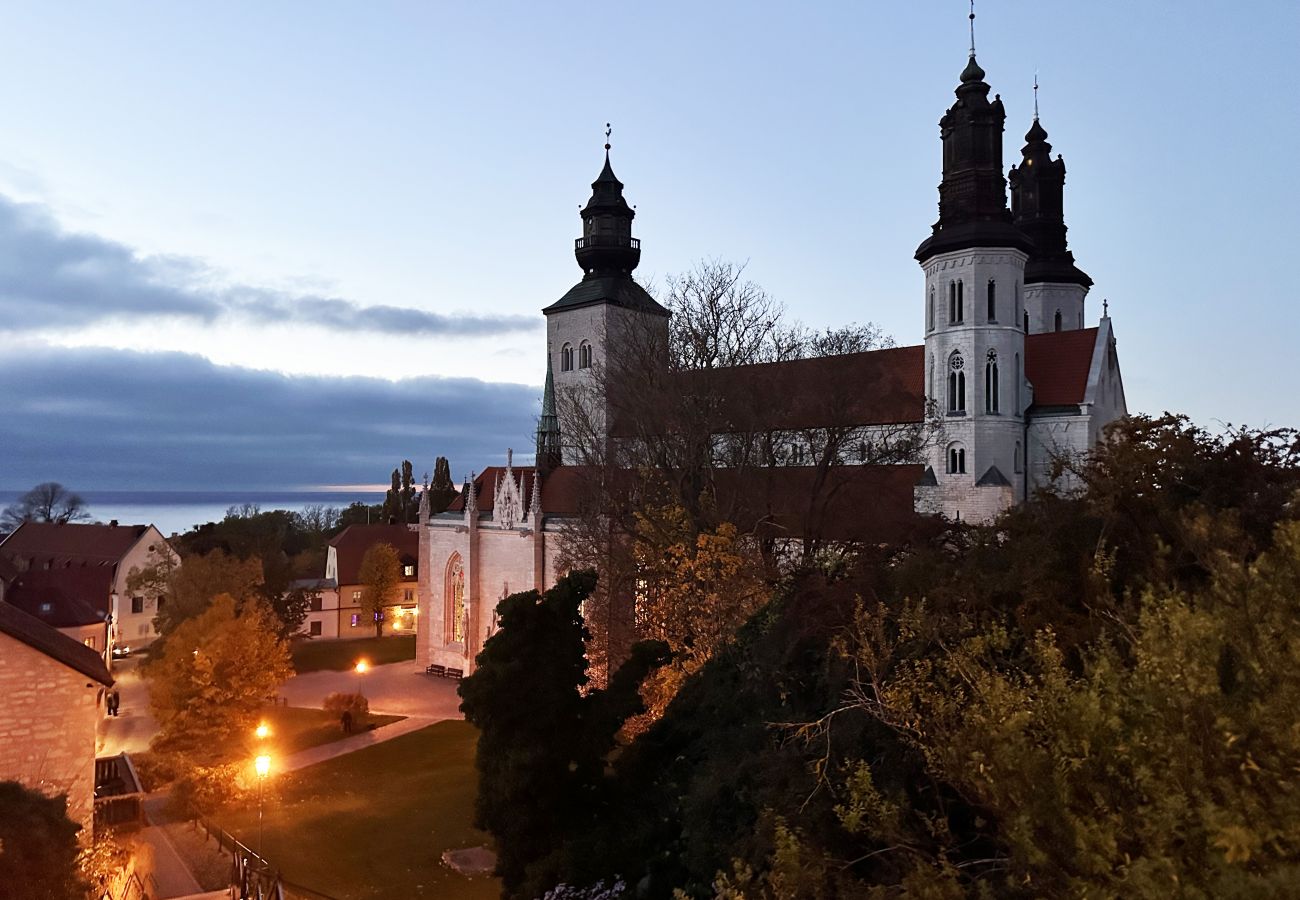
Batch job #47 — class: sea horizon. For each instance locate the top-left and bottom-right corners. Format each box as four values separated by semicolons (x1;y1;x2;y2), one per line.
0;489;387;537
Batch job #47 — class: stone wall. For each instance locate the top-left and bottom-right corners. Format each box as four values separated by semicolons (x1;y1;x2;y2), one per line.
0;632;102;834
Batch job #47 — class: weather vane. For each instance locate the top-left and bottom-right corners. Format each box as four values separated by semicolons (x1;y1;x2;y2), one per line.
604;122;612;152
1033;70;1040;120
969;0;976;57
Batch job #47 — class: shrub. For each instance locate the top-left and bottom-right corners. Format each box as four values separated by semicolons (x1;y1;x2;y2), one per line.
322;691;369;724
168;763;247;820
131;751;187;792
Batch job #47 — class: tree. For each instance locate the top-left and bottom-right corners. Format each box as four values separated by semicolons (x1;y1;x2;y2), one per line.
459;571;669;899
129;547;262;639
358;542;401;636
146;594;293;758
381;460;419;524
0;781;89;899
0;482;90;533
426;456;458;515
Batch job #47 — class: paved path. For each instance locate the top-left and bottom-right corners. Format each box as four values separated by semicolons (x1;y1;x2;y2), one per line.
97;657;159;755
140;796;204;899
277;659;464;719
279;714;441;772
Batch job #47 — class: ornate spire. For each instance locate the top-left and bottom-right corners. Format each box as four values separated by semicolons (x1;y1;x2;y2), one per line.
535;355;561;475
463;472;478;525
1008;90;1092;288
527;469;542;522
418;486;430;524
915;22;1032;263
575;124;641;277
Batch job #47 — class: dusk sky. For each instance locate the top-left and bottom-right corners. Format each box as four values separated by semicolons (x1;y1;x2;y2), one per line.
1;1;1295;491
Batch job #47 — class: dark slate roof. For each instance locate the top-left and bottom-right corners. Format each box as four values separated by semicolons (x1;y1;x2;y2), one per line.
327;524;419;585
1025;327;1098;407
976;465;1011;487
542;276;669;317
0;601;113;686
0;521;149;566
6;567;113;628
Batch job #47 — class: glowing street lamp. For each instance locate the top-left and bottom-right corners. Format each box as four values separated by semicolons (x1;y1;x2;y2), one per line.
255;722;270;740
254;754;271;855
354;659;369;675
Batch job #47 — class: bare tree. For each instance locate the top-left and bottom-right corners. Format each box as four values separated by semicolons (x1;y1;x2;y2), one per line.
1;482;91;532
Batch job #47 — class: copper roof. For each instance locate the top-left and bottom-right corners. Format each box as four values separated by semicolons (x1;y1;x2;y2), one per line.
0;601;113;686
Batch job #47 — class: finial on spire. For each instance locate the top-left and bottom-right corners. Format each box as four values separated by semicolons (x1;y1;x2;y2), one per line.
1033;70;1040;121
1103;298;1109;317
969;0;976;57
604;122;612;153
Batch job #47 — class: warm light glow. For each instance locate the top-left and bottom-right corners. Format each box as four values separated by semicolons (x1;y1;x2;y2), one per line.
391;620;402;630
355;660;369;674
255;755;270;777
255;723;270;740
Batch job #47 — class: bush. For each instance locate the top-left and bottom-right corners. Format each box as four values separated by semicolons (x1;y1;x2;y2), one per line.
131;751;187;792
322;691;369;725
168;763;247;820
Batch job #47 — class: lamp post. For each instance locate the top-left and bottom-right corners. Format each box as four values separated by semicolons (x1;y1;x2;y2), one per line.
254;754;270;856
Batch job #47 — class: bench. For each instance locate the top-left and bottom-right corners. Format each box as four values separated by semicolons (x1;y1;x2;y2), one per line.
445;667;464;680
425;664;446;677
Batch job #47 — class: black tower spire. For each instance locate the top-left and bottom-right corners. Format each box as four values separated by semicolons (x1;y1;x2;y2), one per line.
916;41;1033;263
535;355;561;475
1008;111;1092;287
575;124;641;277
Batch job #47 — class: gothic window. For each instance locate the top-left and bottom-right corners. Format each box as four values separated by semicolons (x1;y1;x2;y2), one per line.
985;349;1000;413
956;280;964;322
1015;441;1024;473
929;287;935;331
445;553;466;644
948;282;957;323
578;341;593;369
1024;310;1030;332
560;344;574;372
947;351;966;414
987;279;997;322
946;442;967;474
1054;309;1063;332
1015;352;1021;411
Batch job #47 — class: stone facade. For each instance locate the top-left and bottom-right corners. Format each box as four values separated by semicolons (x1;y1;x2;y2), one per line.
0;630;104;834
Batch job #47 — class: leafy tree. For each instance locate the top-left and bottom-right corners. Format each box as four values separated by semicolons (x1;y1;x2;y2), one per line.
0;482;90;533
146;594;293;758
426;456;458;515
459;571;669;899
0;781;89;899
381;460;419;524
337;500;383;529
358;542;401;637
130;547;262;639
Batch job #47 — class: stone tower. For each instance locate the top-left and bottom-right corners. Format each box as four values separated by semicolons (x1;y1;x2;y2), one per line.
1009;108;1092;334
541;136;669;464
915;48;1033;523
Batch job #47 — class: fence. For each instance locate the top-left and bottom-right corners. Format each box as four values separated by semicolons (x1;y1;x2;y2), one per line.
196;818;286;900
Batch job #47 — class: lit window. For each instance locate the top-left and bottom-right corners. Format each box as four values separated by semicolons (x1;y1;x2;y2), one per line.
40;602;52;614
350;614;361;627
403;565;415;577
84;637;96;649
352;590;362;601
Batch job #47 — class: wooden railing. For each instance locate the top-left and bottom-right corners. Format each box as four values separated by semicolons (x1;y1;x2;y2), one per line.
197;818;286;900
94;753;146;830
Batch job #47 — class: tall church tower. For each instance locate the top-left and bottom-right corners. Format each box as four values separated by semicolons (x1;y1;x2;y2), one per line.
1009;103;1092;333
915;29;1034;523
542;132;669;464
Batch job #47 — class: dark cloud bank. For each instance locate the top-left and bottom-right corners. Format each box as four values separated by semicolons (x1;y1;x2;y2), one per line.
0;195;536;337
1;345;540;490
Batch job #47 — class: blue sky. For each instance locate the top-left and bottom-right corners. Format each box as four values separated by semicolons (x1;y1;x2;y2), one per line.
0;2;1295;491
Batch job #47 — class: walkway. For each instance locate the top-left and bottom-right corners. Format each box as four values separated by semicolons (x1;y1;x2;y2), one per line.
277;659;464;719
279;714;440;771
97;657;159;755
140;796;204;899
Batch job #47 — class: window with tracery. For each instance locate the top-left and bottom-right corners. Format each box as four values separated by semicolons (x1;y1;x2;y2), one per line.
947;351;966;413
985;349;1000;413
445;553;465;644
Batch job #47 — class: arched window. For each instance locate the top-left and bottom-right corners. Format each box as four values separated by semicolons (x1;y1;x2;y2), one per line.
578;341;593;369
560;344;574;372
1024;310;1030;332
1015;352;1021;411
947;351;966;414
985;349;999;413
946;442;967;475
929;287;935;331
948;282;957;323
928;354;936;400
444;553;465;644
987;279;997;322
1014;441;1023;473
1054;309;1063;332
956;280;964;322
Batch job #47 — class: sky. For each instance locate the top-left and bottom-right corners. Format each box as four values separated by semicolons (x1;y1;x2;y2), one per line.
0;1;1295;492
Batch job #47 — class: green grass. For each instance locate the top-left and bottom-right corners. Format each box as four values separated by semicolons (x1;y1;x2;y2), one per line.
260;705;405;756
290;634;416;673
216;721;497;900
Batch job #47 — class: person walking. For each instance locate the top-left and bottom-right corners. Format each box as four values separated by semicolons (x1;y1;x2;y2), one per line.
341;709;353;734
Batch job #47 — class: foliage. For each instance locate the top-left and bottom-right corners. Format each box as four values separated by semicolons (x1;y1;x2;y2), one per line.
77;830;135;900
358;541;402;636
0;481;89;533
427;455;459;515
322;691;370;722
337;500;383;529
146;594;294;758
0;780;88;899
169;762;248;819
459;571;669;900
381;459;419;524
131;546;262;639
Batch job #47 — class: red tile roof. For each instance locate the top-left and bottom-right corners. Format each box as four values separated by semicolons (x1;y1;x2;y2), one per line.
1025;328;1098;407
0;601;113;686
0;521;150;567
447;466;593;517
328;524;419;585
7;567;114;628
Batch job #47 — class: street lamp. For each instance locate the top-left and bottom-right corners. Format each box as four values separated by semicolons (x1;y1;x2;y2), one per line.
354;659;369;675
254;754;270;856
255;722;270;740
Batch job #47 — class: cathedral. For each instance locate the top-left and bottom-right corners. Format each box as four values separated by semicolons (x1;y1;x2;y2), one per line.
415;38;1128;676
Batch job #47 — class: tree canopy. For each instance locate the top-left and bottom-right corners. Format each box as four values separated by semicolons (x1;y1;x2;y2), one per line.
0;482;90;533
0;781;88;900
358;541;401;636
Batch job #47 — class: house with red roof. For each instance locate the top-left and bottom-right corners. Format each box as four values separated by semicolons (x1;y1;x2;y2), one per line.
325;524;420;638
0;521;179;654
414;42;1127;676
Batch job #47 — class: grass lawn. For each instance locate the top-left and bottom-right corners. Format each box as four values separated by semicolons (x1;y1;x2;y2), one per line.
261;705;405;756
291;634;416;674
216;721;497;900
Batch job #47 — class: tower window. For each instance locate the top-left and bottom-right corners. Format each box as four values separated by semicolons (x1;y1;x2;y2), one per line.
929;287;935;331
987;279;997;322
956;280;964;322
947;351;966;414
948;282;956;323
985;350;1000;413
1025;310;1030;332
561;344;574;372
1054;310;1063;332
1015;352;1021;411
578;341;593;369
946;442;967;475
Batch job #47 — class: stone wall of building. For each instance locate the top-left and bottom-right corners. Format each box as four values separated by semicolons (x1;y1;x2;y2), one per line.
0;632;102;834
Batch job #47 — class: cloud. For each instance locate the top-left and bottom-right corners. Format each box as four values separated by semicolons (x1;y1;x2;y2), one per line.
0;195;535;338
0;344;541;491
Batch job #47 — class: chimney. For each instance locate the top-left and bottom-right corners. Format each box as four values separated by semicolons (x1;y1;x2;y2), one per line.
109;520;119;527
